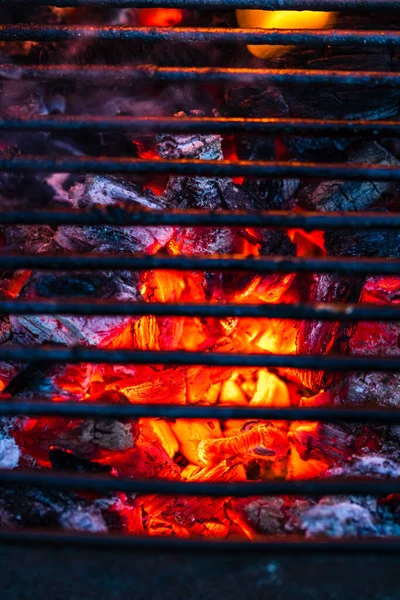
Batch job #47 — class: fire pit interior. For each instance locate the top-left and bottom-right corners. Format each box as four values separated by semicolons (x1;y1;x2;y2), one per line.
0;0;399;551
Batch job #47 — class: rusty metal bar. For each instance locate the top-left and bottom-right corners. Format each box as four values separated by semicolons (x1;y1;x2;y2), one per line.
1;402;400;422
4;529;400;552
1;155;400;180
1;0;398;10
0;208;398;229
0;254;398;275
1;469;400;496
1;115;400;138
1;64;400;87
0;299;399;320
0;346;398;369
1;25;400;47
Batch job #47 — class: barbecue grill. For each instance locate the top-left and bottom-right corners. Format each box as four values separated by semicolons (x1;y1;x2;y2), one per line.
0;0;400;596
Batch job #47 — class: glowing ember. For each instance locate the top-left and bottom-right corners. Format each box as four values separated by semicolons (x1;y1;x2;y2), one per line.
138;9;183;27
236;10;336;59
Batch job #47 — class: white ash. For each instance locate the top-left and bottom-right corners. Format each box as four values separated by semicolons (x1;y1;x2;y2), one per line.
283;499;316;533
301;501;377;538
347;372;400;408
60;507;107;533
326;454;400;479
11;311;132;347
157;111;223;162
0;436;19;470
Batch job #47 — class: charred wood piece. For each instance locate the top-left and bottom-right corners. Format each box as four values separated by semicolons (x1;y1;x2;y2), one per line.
0;484;107;533
49;446;112;474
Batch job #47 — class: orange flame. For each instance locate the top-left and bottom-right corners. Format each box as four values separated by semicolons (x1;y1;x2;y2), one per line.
236;10;336;59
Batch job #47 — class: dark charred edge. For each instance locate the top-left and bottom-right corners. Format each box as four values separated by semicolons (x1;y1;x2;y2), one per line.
1;156;400;180
1;65;400;87
1;116;400;138
1;403;400;422
2;0;398;11
0;347;398;368
1;470;400;495
1;26;400;47
0;300;400;320
0;254;399;274
1;529;400;552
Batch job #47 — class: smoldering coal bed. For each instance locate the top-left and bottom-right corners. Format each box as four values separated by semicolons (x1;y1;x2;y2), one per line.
1;3;400;590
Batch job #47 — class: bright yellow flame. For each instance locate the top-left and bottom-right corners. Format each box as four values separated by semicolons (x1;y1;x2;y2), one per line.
236;10;336;59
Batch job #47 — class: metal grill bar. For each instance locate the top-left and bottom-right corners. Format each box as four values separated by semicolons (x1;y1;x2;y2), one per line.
2;0;399;10
2;156;400;180
1;469;400;496
4;529;400;553
1;208;400;229
2;115;400;138
0;346;398;369
2;65;400;87
1;403;400;422
0;254;399;275
0;300;399;320
2;25;400;47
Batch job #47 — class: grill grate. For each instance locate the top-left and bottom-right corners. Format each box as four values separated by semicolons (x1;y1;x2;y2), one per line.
0;0;400;551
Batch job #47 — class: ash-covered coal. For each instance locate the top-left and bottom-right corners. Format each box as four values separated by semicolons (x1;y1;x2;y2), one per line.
0;485;108;533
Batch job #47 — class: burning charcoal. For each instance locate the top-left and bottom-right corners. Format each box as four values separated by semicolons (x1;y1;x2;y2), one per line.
300;499;377;539
11;390;134;463
10;175;175;347
250;370;290;407
3;361;93;402
295;273;361;392
55;175;172;255
139;463;244;538
158;110;296;302
0;484;107;533
224;228;296;304
297;143;399;212
106;366;187;405
11;271;136;346
223;82;288;158
1;225;54;255
287;422;379;469
171;419;222;466
49;446;113;474
197;422;289;467
158;110;253;256
222;84;299;209
143;418;178;458
296;143;400;392
94;493;143;534
106;419;180;480
12;410;135;465
78;418;135;453
346;277;400;408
